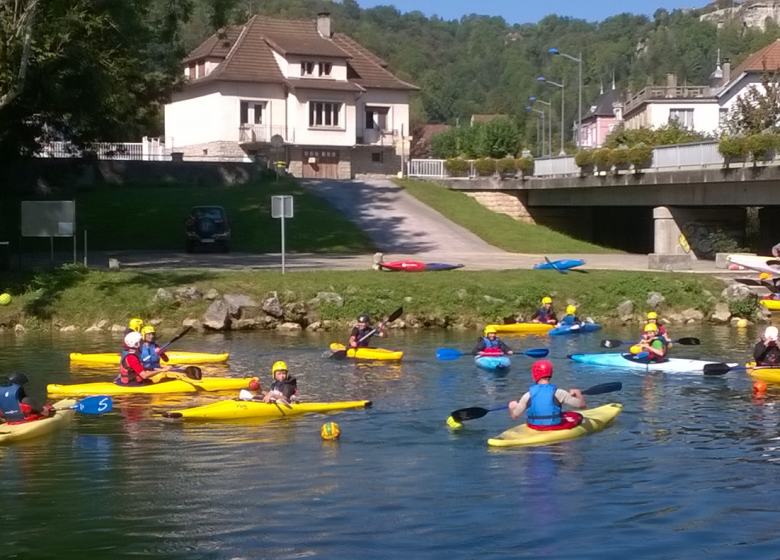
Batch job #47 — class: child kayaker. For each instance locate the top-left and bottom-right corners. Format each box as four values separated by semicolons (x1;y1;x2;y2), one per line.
0;372;56;423
645;312;671;344
349;314;386;348
530;297;558;325
472;326;514;355
637;323;667;362
140;325;170;371
507;360;585;430
261;361;297;404
755;326;780;366
560;305;580;326
117;332;157;386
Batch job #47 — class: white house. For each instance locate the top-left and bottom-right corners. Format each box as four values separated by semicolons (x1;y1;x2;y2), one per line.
717;39;780;116
164;12;418;179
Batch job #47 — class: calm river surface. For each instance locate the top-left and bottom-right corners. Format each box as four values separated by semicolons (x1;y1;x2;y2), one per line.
1;325;779;559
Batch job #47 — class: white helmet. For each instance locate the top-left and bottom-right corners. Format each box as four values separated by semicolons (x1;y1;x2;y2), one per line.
124;331;142;349
765;326;779;342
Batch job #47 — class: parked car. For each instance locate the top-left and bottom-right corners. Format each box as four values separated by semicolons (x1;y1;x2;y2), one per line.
185;206;230;252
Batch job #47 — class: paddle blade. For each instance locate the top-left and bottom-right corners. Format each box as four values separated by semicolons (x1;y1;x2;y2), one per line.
331;350;347;361
387;307;404;323
582;382;622;396
676;337;700;346
72;395;113;414
436;349;464;360
601;339;624;349
184;366;203;380
523;348;549;358
703;363;731;376
450;406;491;423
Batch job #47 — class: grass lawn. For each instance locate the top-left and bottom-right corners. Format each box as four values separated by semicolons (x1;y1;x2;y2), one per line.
396;178;621;254
0;178;375;254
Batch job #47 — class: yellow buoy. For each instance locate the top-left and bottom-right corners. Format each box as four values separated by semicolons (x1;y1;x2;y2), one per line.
0;293;10;306
321;422;341;440
737;318;748;328
446;416;463;429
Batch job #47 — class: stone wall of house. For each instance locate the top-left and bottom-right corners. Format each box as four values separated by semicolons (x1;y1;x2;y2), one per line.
463;190;535;223
173;141;254;162
351;147;403;178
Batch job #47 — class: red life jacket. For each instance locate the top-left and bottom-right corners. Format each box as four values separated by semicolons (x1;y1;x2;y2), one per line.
119;350;144;384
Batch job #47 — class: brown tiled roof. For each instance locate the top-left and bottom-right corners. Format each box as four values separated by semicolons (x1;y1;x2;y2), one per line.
184;25;244;63
256;17;350;58
284;78;363;92
332;34;418;90
731;39;780;77
419;124;451;141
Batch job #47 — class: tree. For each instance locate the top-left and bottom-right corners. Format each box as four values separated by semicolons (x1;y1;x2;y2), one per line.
724;70;780;135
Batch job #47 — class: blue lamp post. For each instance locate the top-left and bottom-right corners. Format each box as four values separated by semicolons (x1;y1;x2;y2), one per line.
525;106;545;157
529;96;552;157
549;48;583;150
538;76;565;155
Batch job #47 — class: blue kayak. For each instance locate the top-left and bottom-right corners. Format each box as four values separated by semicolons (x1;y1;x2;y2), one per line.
533;259;585;271
568;353;736;374
549;322;602;336
425;263;464;271
474;355;511;371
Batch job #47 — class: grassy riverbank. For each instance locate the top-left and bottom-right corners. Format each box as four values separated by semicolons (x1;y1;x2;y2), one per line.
396;178;620;254
0;178;375;254
0;266;729;331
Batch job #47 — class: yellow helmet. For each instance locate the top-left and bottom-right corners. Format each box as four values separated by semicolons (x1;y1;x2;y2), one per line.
484;326;498;335
760;272;772;280
542;296;552;305
566;305;576;315
141;325;155;336
643;323;658;333
272;361;288;377
647;312;658;320
128;318;144;332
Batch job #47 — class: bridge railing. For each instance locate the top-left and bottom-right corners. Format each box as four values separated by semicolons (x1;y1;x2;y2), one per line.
652;141;723;169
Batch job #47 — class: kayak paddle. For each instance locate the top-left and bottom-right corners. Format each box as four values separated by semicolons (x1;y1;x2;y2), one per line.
330;307;404;360
601;337;700;349
702;363;753;376
436;348;548;360
446;382;622;426
545;256;567;275
56;395;114;415
142;325;194;362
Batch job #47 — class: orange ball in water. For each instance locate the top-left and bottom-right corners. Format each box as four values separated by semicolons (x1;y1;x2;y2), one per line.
248;379;260;391
753;380;767;394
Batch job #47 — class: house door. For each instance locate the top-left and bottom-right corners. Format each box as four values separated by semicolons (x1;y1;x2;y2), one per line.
303;149;339;179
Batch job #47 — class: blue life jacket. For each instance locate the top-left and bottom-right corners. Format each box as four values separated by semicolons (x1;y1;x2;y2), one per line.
353;326;374;348
537;307;552;322
527;383;562;426
482;337;500;349
141;343;161;370
0;384;25;422
561;314;578;326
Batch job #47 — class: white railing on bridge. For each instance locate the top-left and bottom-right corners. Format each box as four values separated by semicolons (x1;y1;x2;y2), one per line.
407;141;731;179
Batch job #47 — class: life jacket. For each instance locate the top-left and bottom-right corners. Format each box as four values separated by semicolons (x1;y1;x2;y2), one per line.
759;344;780;366
141;343;161;370
482;337;500;349
119;350;145;385
0;384;26;422
269;378;297;399
561;315;578;326
645;336;668;362
353;326;374;348
526;383;562;427
537;307;553;323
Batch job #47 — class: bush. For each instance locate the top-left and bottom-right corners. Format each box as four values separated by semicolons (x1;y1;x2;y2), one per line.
515;156;534;175
496;157;516;175
592;148;612;167
444;158;469;175
473;157;496;176
574;150;594;167
729;293;759;320
430;129;460;159
628;143;653;167
718;136;748;160
744;134;777;162
607;147;630;166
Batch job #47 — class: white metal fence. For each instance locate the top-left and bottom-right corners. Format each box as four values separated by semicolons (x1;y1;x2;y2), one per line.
37;137;170;161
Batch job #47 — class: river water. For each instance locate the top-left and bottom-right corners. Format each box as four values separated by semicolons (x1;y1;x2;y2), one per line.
1;325;779;559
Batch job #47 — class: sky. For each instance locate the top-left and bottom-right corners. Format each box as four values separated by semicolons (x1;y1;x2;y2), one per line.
353;0;712;24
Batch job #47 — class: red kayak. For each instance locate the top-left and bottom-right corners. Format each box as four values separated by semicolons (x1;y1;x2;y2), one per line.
379;260;427;272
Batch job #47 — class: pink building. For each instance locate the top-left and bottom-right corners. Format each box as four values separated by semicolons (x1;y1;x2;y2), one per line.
579;88;623;149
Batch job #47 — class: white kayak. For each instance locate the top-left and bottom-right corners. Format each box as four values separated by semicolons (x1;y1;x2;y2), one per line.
568;353;737;374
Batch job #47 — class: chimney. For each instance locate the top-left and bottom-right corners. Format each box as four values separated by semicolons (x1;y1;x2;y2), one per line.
722;58;731;84
317;11;331;38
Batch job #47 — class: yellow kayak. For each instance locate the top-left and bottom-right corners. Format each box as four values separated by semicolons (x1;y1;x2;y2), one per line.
485;323;555;335
488;403;622;447
759;299;780;311
69;351;230;365
330;343;403;360
0;399;77;445
162;399;372;421
746;361;780;383
47;377;258;396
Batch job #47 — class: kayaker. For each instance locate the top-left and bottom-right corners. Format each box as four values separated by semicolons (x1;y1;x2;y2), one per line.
472;326;514;355
772;242;780;258
261;361;297;404
349;314;386;348
117;331;157;386
560;305;580;326
637;323;667;362
645;312;671;344
530;297;558;325
140;325;170;371
507;360;585;430
123;318;144;350
754;326;780;366
0;372;55;424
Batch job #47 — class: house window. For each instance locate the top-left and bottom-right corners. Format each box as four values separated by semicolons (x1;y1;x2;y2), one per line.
188;64;196;80
253;104;264;125
309;102;341;128
319;62;332;77
302;62;315;76
240;101;265;126
240;101;249;125
669;108;694;129
366;107;389;131
197;60;205;78
371;152;383;163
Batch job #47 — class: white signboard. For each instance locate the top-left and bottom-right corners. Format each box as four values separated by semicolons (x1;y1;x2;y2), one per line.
21;201;76;237
271;195;294;219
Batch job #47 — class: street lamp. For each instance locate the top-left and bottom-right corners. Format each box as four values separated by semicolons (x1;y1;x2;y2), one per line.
549;48;583;151
529;97;552;158
538;76;565;155
525;106;545;157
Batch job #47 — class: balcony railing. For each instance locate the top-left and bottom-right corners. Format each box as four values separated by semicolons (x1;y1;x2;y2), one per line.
238;125;294;144
357;128;397;146
624;85;714;114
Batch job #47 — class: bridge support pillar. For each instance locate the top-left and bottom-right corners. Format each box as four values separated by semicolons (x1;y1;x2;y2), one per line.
758;207;780;255
653;206;689;256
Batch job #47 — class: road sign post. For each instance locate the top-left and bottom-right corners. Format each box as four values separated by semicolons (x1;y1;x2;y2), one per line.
271;195;294;274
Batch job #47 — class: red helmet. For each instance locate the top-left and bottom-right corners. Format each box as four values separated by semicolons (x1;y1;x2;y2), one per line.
531;360;553;382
